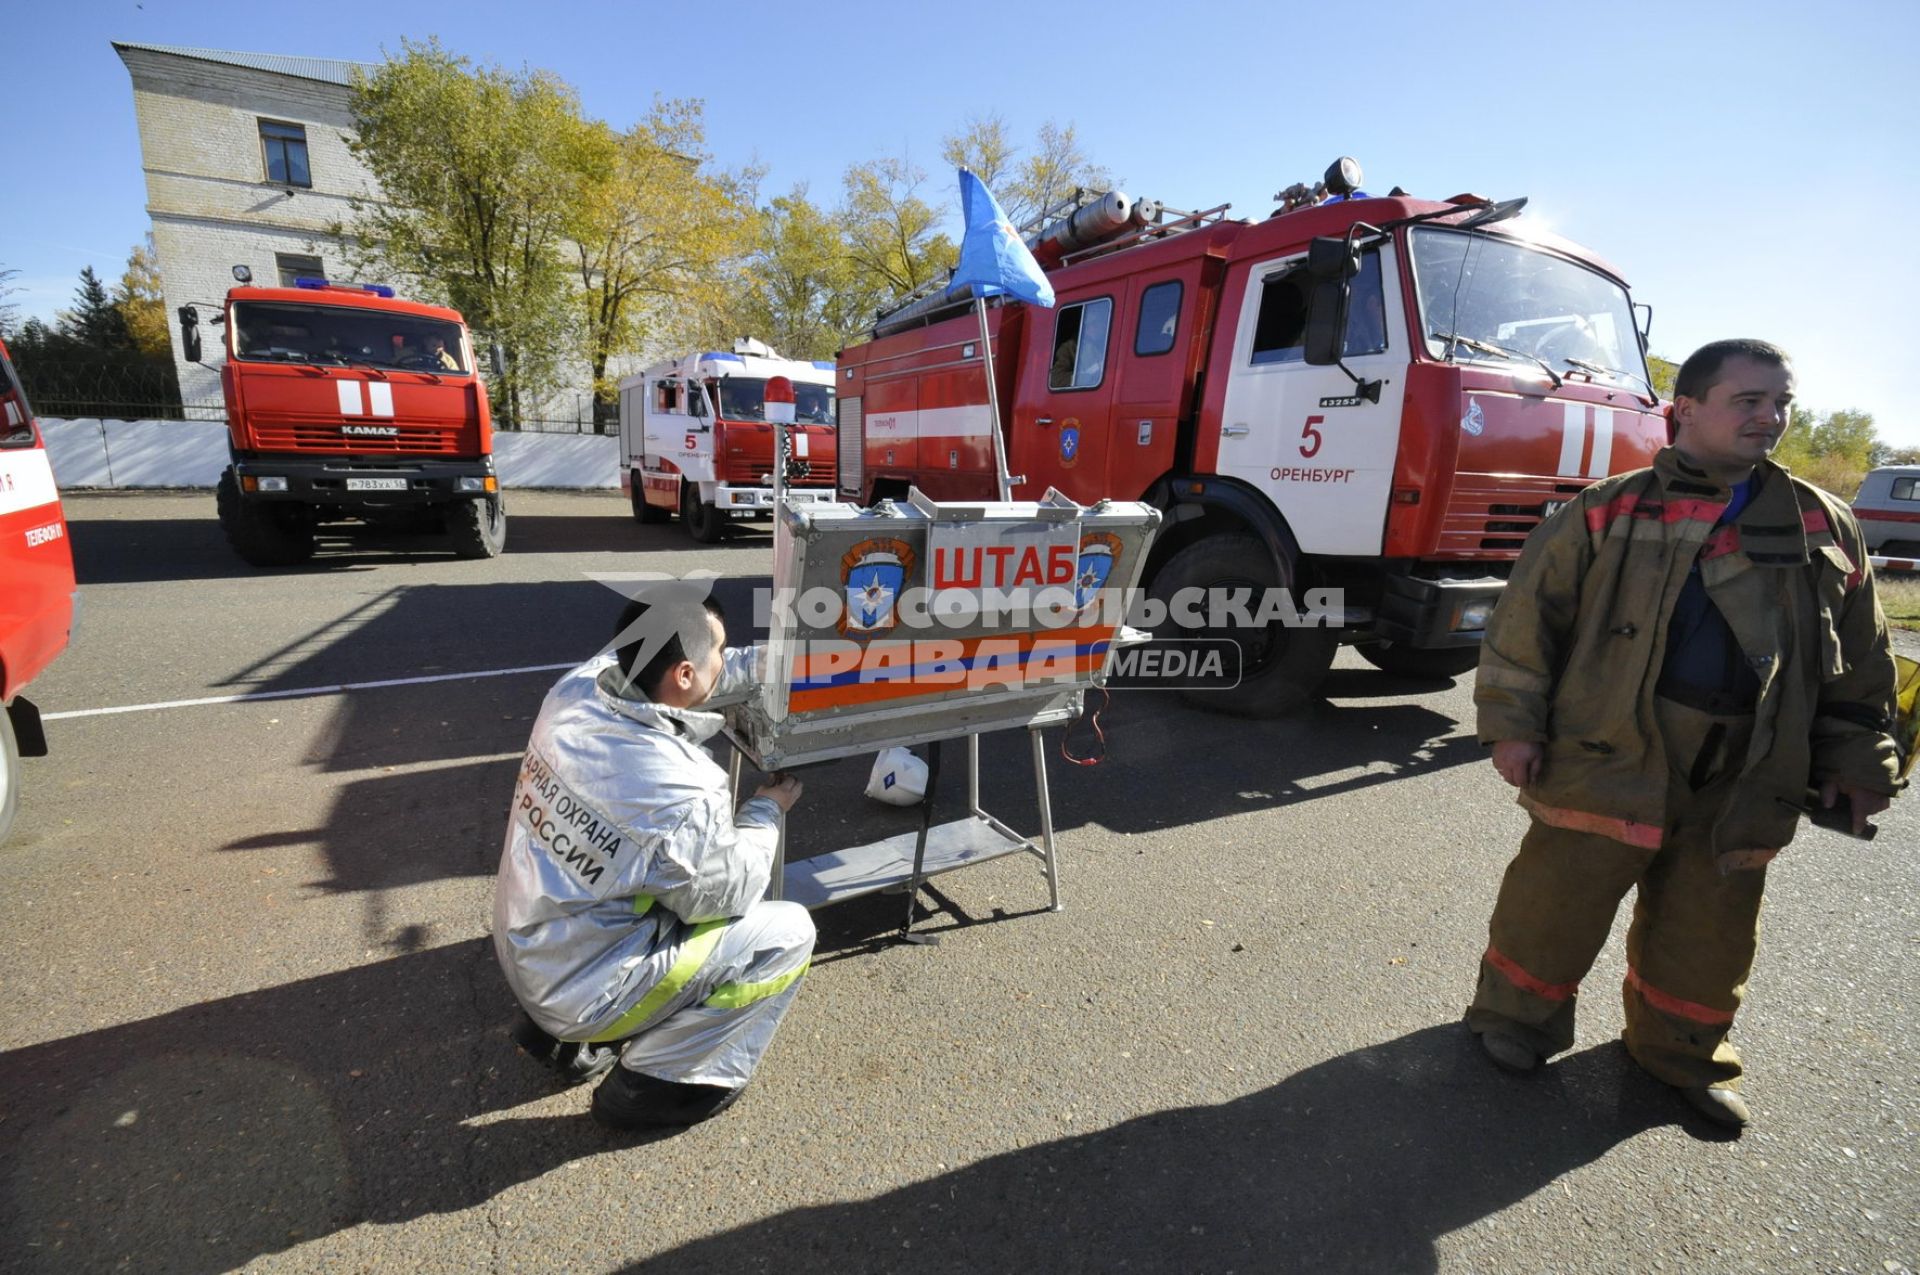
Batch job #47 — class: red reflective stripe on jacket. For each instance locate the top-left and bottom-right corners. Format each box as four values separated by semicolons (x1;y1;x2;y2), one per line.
1802;507;1831;535
1485;945;1579;1001
1585;493;1725;533
1700;525;1741;561
1518;792;1664;849
1625;967;1736;1025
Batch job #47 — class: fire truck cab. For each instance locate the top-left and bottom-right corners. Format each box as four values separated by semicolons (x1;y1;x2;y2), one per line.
617;339;838;542
0;337;77;843
179;273;505;566
838;165;1668;715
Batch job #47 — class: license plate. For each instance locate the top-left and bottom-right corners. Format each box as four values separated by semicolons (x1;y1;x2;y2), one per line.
347;477;409;492
1541;500;1567;519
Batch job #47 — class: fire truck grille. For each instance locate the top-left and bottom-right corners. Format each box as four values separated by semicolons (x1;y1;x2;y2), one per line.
248;419;462;455
1437;475;1588;557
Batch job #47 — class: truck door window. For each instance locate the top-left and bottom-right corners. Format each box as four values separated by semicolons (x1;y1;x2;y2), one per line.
1134;281;1182;357
1250;269;1310;364
688;383;710;418
1894;477;1918;501
654;380;680;413
0;347;34;448
1049;297;1113;390
1251;252;1386;365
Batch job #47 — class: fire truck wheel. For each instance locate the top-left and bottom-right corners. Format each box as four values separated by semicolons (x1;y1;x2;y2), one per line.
681;483;730;543
0;705;19;846
450;494;508;559
1151;533;1337;718
216;469;317;567
631;472;668;524
1356;641;1480;681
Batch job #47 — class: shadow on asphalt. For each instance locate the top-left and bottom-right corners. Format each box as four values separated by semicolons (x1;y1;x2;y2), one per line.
65;505;773;585
0;985;1686;1274
624;1023;1689;1274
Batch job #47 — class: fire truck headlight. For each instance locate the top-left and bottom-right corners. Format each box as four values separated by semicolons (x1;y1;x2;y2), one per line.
257;476;289;493
457;476;494;493
1455;600;1494;632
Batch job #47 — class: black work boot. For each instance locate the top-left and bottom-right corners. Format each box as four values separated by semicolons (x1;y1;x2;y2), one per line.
591;1065;743;1130
510;1012;620;1085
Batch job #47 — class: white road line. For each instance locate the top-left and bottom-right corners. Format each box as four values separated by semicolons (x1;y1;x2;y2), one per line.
44;662;579;721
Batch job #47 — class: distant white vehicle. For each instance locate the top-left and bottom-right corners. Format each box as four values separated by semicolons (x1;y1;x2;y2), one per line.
1852;464;1920;557
616;339;839;542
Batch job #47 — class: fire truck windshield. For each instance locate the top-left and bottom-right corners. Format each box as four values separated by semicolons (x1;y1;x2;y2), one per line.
712;377;836;424
230;302;469;373
1411;228;1648;393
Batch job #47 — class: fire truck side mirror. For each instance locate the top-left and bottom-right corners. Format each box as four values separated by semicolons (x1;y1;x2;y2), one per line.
177;305;202;364
1302;237;1357;368
489;343;507;379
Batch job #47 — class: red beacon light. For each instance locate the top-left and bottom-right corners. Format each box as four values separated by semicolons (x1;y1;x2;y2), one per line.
764;374;796;425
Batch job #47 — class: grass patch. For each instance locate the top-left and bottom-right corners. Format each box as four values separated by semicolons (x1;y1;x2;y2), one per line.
1881;575;1920;629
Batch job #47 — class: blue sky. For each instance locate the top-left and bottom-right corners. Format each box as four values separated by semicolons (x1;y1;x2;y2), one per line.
7;0;1917;446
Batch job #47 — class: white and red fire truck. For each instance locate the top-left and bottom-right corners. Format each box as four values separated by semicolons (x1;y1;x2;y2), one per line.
617;339;838;542
0;336;76;842
835;163;1668;715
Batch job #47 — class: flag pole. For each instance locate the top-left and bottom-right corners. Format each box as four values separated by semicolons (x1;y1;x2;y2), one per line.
975;294;1016;501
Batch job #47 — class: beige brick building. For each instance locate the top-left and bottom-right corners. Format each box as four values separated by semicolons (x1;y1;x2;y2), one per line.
114;40;607;428
114;42;384;416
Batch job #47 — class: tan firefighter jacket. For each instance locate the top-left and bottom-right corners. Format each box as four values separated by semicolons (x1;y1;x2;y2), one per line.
1475;447;1902;866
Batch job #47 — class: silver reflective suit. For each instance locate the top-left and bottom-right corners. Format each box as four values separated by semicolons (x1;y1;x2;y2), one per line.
493;650;815;1090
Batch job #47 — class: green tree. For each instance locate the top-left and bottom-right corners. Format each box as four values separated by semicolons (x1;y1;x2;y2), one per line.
115;234;172;361
941;115;1111;229
62;266;131;351
694;186;880;361
839;155;956;301
1646;353;1678;400
343;39;591;427
1776;405;1882;499
0;264;19;337
570;101;755;421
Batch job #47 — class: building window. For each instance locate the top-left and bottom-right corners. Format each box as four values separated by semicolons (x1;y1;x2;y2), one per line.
259;119;311;188
275;253;323;288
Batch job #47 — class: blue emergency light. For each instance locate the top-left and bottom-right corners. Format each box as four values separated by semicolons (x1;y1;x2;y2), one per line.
293;277;396;299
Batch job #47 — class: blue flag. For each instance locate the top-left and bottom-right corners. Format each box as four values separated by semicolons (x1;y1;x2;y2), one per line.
948;168;1055;308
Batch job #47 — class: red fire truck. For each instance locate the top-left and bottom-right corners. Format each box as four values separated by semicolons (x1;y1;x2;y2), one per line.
178;273;505;566
836;163;1667;715
0;337;77;843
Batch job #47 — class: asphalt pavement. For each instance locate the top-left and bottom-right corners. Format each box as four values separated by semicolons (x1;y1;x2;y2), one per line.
1;491;1915;1274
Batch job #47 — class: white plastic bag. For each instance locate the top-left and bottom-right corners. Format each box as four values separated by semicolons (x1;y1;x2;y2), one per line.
865;747;928;806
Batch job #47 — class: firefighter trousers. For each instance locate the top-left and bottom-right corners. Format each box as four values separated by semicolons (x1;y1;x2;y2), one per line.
1467;697;1767;1090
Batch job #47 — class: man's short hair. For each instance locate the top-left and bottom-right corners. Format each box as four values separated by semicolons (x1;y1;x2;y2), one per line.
613;593;725;699
1673;339;1792;402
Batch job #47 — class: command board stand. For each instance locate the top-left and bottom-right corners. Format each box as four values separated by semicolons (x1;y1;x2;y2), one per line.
726;726;1063;919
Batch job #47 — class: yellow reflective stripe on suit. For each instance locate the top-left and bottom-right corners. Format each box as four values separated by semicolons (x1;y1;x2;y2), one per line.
589;918;725;1042
704;959;811;1010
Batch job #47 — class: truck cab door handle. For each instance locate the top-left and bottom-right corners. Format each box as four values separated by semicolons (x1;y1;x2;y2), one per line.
1035;417;1055;426
1221;424;1250;437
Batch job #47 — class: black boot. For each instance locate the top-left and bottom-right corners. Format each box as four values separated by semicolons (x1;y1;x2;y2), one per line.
510;1012;619;1085
591;1065;743;1130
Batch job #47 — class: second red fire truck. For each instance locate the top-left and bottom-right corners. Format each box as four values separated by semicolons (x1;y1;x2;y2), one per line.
835;162;1669;715
179;272;506;567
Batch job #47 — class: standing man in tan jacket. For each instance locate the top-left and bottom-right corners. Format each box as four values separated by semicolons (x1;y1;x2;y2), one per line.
1466;338;1902;1130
